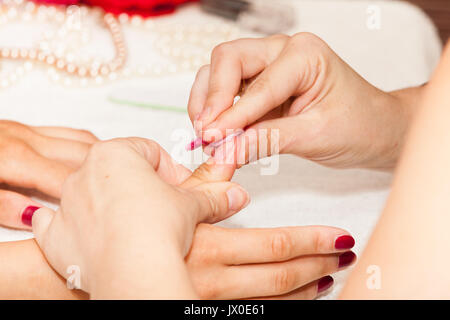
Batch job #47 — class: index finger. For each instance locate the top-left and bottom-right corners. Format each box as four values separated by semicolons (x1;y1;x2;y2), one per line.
217;225;355;265
195;36;288;129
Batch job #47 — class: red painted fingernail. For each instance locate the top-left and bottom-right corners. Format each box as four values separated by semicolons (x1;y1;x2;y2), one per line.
21;206;40;227
317;276;334;293
335;235;355;250
338;251;356;268
186;138;209;151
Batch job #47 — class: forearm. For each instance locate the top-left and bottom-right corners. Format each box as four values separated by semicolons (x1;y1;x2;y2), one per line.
0;239;87;299
340;45;450;298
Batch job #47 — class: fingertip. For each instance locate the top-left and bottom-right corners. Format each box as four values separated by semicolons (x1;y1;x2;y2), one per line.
21;205;41;227
226;185;250;215
317;276;334;294
338;251;357;269
334;235;355;250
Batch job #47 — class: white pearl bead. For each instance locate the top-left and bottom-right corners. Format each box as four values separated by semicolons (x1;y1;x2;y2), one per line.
67;64;76;74
7;8;18;19
56;59;66;69
21;12;32;21
16;66;25;76
10;49;19;58
95;76;103;85
1;48;10;58
131;16;142;27
1;80;10;88
25;2;35;12
118;13;129;24
46;55;56;64
108;72;117;81
24;62;33;71
78;67;87;77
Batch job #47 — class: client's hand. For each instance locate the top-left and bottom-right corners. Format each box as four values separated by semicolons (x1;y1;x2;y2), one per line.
0;120;98;230
188;33;416;170
31;138;250;299
188;224;355;299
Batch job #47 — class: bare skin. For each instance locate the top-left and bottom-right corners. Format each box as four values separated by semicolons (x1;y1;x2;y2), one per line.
188;33;423;170
0;121;355;299
340;42;450;299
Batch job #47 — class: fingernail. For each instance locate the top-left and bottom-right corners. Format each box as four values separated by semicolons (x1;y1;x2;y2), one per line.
338;251;356;268
226;186;250;214
335;235;355;250
186;137;206;151
317;276;334;293
21;206;40;227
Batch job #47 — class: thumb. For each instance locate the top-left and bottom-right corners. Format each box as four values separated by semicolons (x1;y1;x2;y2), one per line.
32;207;56;253
181;136;238;188
192;182;250;224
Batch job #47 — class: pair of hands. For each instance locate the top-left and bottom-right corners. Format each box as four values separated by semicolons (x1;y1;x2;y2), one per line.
3;31;419;299
0;120;355;299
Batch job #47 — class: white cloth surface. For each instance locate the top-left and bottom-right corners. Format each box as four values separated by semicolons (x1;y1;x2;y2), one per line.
0;0;443;299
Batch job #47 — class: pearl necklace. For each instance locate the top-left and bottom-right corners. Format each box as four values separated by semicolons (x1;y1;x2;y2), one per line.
0;1;126;88
0;0;240;89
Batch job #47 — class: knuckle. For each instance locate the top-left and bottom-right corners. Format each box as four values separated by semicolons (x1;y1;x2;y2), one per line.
196;64;209;80
0;138;28;157
211;42;234;60
247;76;269;94
60;173;76;198
201;189;221;221
290;32;324;48
311;229;328;254
78;129;98;142
317;256;337;275
196;280;220;299
267;33;289;42
87;139;122;160
0;120;27;134
189;241;221;267
272;268;297;294
191;163;217;181
0;190;18;205
269;229;294;260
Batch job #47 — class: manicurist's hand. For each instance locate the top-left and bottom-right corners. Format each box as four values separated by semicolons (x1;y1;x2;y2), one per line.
188;33;419;170
31;138;250;299
0;120;98;230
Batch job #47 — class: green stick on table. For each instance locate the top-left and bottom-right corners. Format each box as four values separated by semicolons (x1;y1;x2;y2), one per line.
108;96;187;113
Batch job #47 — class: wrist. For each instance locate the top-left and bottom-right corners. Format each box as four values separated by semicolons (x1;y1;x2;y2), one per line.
368;85;425;170
88;238;196;299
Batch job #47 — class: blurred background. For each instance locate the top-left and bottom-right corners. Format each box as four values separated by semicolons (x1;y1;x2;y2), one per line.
0;0;447;299
406;0;449;42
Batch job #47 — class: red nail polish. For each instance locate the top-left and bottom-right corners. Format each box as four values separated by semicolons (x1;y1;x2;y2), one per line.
317;276;334;293
335;235;355;250
21;206;40;227
338;251;356;268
